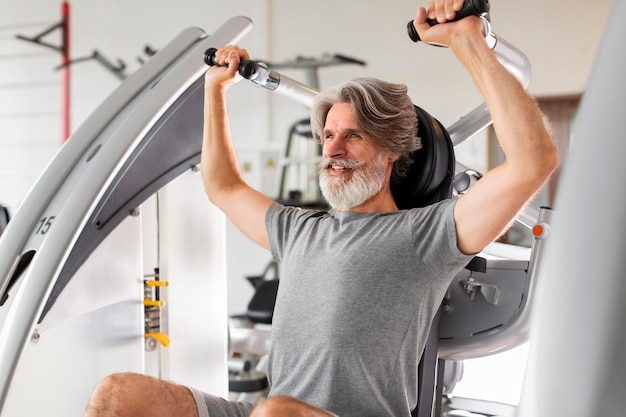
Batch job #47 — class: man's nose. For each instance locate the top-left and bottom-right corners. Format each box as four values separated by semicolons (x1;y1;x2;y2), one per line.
323;137;346;159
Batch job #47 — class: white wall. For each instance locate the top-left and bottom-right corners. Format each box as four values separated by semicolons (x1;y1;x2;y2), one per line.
1;0;614;319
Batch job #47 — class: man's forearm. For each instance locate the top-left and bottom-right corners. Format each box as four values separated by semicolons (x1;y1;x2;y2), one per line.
451;30;558;181
201;85;245;206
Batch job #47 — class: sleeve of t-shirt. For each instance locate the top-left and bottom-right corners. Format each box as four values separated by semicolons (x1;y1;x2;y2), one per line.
265;202;300;263
410;199;474;279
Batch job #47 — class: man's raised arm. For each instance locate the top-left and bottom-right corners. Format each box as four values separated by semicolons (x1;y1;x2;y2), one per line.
413;1;559;255
202;46;274;250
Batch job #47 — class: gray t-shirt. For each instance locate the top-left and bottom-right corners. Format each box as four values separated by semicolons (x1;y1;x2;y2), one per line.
265;199;473;417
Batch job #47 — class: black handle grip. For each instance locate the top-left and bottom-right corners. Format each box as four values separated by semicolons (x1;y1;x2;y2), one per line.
407;0;490;42
238;60;260;79
203;47;221;66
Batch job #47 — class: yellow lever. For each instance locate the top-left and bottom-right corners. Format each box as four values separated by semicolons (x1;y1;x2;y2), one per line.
143;299;165;308
145;280;170;288
145;332;170;347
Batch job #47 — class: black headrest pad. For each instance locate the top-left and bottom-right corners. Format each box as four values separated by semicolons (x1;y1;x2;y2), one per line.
391;105;455;209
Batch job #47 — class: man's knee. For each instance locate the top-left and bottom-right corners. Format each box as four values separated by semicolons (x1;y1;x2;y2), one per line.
250;396;333;417
85;373;147;416
84;372;198;417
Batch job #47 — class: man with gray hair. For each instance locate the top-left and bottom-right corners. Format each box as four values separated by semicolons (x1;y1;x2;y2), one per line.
83;1;558;416
311;77;421;209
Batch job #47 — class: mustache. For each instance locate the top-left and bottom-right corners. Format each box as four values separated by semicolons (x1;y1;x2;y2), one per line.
318;158;363;171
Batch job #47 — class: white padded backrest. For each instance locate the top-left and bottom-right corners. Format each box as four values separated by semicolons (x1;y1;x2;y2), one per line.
518;1;626;416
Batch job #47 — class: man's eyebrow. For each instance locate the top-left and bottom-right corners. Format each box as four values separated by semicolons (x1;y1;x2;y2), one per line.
322;127;361;135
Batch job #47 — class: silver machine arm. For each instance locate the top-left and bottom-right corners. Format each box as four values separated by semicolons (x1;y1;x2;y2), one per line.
203;47;319;107
238;61;319;107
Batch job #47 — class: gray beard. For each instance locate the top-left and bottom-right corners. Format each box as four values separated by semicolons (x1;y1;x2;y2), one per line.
318;154;387;210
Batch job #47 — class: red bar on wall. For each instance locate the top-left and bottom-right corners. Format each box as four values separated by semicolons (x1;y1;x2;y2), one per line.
61;1;70;142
